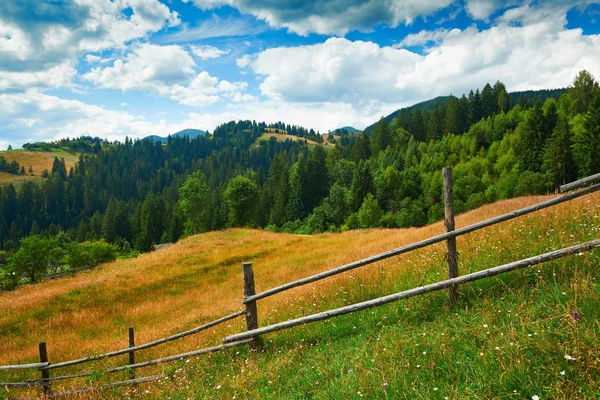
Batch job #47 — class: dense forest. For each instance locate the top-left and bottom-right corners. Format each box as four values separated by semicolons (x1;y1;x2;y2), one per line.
1;70;599;289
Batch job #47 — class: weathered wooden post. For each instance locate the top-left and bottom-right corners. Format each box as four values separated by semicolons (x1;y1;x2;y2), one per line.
443;167;459;302
243;262;259;351
39;342;50;397
128;327;136;380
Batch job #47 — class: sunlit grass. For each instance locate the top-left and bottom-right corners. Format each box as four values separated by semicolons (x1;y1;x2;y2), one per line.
1;193;599;398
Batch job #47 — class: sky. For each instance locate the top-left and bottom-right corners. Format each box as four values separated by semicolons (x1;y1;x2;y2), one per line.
1;0;599;149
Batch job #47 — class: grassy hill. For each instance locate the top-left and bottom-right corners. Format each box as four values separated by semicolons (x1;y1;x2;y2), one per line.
254;133;336;149
1;193;599;398
0;149;80;186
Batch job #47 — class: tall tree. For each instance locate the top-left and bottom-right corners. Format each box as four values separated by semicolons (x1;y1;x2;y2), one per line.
224;175;259;227
178;171;210;235
371;118;393;153
569;69;599;115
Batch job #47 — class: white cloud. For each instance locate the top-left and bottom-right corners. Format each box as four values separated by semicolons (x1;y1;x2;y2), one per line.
250;38;422;105
465;0;509;20
84;44;254;107
85;54;102;63
0;62;77;91
159;14;266;43
186;0;452;35
398;28;462;47
0;0;180;91
191;45;230;60
245;9;600;109
0;91;176;146
84;43;196;90
236;54;252;68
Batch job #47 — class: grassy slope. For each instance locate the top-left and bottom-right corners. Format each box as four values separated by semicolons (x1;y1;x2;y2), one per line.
1;194;599;398
0;149;80;186
254;133;336;149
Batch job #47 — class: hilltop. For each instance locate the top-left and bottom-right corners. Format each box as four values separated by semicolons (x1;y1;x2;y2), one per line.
1;192;599;398
145;129;208;143
0;149;80;187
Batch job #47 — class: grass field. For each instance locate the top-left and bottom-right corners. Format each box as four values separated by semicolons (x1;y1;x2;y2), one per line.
1;193;599;398
0;149;80;185
254;133;336;149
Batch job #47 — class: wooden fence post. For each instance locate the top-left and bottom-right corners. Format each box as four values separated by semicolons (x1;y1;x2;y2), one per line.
39;342;50;397
243;262;259;351
443;167;459;302
128;327;135;380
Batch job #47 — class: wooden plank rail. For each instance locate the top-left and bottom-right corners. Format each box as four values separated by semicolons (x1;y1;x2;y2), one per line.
244;183;600;304
0;362;49;371
13;339;253;384
560;173;600;192
40;310;245;371
225;239;600;343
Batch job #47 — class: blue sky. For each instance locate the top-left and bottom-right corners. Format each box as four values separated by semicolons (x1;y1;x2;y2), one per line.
1;0;599;149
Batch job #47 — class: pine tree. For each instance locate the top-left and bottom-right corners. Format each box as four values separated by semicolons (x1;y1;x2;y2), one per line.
371;118;393;154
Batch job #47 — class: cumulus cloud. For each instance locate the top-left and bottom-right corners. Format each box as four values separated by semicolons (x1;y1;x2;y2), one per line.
0;62;77;91
186;0;452;35
84;44;196;90
0;91;174;145
84;44;254;106
250;38;422;104
397;28;462;47
191;45;230;60
0;0;179;90
245;6;600;108
465;0;510;20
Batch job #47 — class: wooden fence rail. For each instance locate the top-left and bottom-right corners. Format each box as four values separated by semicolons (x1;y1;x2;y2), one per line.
3;339;253;385
244;183;600;304
41;309;245;371
0;362;49;371
224;239;600;343
560;172;600;192
2;171;599;398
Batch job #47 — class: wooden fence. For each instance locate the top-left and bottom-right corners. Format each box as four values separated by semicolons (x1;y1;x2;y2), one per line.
2;169;600;398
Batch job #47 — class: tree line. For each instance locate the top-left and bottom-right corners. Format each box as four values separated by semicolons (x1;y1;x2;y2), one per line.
1;70;599;290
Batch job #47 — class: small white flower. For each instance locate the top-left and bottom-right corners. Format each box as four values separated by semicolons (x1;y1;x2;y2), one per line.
495;346;500;350
422;351;427;355
483;324;488;328
215;385;221;390
560;370;566;375
532;396;540;400
434;387;438;391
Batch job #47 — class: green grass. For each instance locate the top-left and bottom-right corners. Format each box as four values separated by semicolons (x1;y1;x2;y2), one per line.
2;197;599;399
135;206;600;399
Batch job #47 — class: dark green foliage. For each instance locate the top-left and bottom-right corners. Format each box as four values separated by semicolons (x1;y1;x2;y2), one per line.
224;175;259;227
0;71;597;261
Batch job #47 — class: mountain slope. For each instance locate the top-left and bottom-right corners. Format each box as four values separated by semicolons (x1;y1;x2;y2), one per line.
145;128;207;143
2;192;599;398
364;88;567;132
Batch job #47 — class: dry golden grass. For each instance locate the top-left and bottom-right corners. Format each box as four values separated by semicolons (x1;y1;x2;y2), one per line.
255;133;335;149
1;192;599;397
0;149;80;177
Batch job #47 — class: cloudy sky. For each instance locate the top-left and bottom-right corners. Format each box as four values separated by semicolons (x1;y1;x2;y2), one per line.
1;0;599;148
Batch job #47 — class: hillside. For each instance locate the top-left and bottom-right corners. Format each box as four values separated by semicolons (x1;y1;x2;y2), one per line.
1;192;599;398
0;149;80;186
254;133;335;149
364;88;567;132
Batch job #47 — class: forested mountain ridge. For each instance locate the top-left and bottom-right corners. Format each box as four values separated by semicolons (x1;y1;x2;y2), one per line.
1;70;598;290
364;87;568;132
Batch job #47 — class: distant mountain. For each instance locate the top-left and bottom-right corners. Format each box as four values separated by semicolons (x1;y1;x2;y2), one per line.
145;129;207;143
364;88;567;132
330;126;360;135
